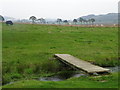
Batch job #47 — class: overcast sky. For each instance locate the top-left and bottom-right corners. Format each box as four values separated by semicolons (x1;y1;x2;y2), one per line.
0;0;119;20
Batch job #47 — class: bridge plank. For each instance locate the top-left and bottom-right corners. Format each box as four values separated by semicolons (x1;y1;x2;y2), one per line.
54;54;110;73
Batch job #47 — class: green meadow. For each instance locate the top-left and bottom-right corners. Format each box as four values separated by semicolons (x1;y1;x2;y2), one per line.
2;23;119;88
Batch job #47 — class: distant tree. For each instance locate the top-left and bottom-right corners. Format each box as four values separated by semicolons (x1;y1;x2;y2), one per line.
29;16;37;24
82;19;89;25
38;18;46;24
57;18;62;24
42;19;46;24
88;19;91;25
63;20;68;24
0;15;5;22
78;17;84;24
73;19;77;25
84;19;88;25
82;19;86;25
90;18;95;25
37;18;41;23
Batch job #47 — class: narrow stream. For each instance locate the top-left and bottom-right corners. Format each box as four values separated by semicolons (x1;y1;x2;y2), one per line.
38;66;120;81
38;71;86;81
3;66;120;85
105;65;120;72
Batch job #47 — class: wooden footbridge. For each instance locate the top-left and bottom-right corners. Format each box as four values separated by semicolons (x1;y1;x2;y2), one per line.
54;54;110;74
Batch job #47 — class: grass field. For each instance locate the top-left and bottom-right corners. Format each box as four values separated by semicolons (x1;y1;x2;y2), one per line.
2;23;119;88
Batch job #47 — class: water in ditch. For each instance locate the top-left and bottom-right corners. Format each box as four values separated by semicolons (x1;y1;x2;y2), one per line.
38;66;120;81
105;65;120;72
38;71;87;81
3;65;120;85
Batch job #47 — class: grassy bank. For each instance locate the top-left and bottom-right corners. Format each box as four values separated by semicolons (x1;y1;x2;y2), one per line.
3;73;119;88
2;23;119;87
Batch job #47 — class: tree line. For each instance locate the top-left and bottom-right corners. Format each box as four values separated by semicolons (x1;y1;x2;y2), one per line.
29;16;95;25
58;18;95;25
0;15;95;25
29;16;46;24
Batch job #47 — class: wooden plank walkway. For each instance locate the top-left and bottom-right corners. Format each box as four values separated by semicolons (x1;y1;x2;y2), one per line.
54;54;110;74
